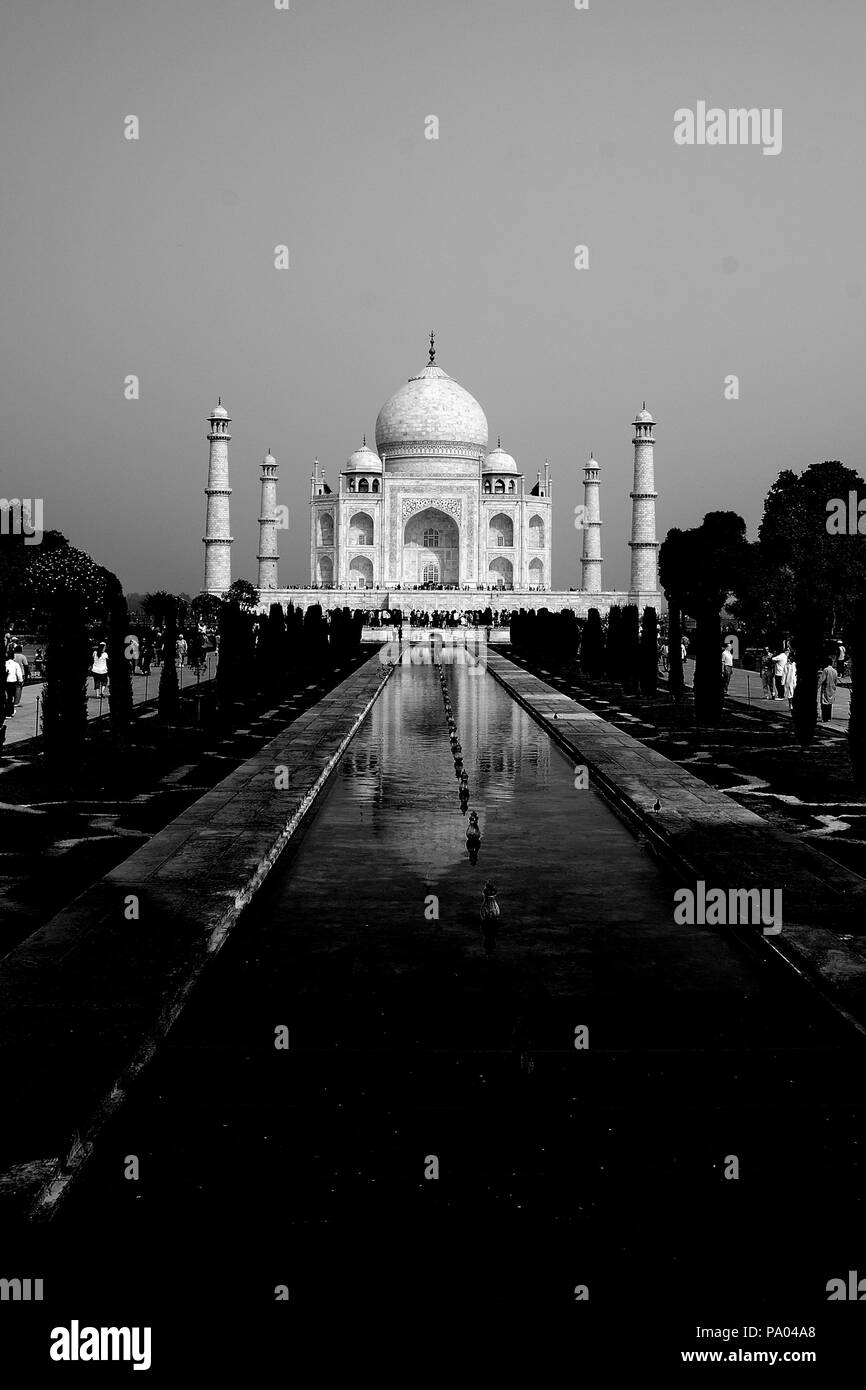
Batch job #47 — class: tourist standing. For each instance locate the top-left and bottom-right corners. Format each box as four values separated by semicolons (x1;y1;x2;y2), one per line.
819;659;838;723
4;652;24;717
125;632;140;676
721;644;734;693
772;648;788;700
783;657;797;710
837;642;847;681
91;641;109;698
760;648;774;699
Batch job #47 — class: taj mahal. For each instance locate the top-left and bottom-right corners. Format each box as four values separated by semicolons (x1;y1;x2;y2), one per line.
202;335;661;617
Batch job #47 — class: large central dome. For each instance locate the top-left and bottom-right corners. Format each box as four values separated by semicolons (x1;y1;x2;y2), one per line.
375;359;489;456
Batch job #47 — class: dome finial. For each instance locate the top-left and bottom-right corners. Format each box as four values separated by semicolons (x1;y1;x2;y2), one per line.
428;330;435;364
497;435;501;449
363;433;366;446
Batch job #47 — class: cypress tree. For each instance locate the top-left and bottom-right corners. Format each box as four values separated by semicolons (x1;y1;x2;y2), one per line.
791;599;821;748
260;603;286;698
848;598;866;784
639;606;659;698
693;606;723;726
667;603;684;703
106;582;133;744
303;604;329;675
42;591;90;772
606;606;621;683
581;607;604;679
158;606;180;725
216;598;241;721
621;604;641;691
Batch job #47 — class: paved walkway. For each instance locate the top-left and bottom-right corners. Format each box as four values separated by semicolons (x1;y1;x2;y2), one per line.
2;660;218;747
0;651;393;1220
680;658;851;731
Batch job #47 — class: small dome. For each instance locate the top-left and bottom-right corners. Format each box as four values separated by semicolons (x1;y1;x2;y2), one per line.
634;404;654;423
211;401;229;419
483;444;518;473
345;441;382;472
263;450;276;465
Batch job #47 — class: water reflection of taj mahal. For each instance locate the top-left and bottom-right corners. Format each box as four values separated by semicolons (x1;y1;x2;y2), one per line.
202;335;660;616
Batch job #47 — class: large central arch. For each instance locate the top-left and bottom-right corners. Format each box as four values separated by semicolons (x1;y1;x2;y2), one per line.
402;506;460;587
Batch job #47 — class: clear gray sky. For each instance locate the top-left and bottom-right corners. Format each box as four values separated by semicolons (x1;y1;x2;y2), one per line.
2;0;864;595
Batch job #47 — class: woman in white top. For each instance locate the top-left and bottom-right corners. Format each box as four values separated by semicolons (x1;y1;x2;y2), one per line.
783;658;797;710
91;642;109;696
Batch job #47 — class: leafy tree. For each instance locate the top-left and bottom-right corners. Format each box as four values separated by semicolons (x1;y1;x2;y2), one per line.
142;591;178;629
23;543;116;628
745;462;866;638
191;593;223;629
228;578;258;613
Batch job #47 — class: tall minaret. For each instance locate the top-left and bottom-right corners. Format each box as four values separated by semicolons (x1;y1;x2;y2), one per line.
203;399;233;594
257;448;279;592
629;404;659;595
580;452;603;592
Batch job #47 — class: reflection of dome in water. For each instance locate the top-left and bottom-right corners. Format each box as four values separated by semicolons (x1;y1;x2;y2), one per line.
375;361;488;454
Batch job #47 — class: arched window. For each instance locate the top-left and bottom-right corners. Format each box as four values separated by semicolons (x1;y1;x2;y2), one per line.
371;478;380;493
350;512;374;546
507;480;516;494
423;560;439;584
358;477;369;493
494;479;505;494
318;513;334;547
528;515;545;548
483;480;492;494
488;512;513;548
348;477;356;492
528;556;544;588
422;528;440;548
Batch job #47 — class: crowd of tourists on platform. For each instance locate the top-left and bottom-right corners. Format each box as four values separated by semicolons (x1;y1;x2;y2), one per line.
364;608;509;630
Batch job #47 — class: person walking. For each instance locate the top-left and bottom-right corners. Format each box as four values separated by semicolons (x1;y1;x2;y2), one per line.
721;644;734;693
12;643;27;705
819;658;838;723
91;641;109;698
783;656;797;710
837;642;847;681
772;647;788;700
4;652;24;718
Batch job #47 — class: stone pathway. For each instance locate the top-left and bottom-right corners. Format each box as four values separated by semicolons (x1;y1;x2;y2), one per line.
1;661;218;749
